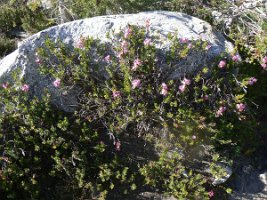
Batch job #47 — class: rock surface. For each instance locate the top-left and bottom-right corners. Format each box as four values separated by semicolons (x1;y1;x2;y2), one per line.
0;11;234;111
230;163;267;200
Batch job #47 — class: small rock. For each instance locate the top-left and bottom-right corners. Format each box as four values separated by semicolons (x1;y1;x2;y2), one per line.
212;163;233;186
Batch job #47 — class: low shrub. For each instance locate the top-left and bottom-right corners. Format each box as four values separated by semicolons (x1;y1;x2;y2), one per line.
0;2;54;34
0;34;16;58
0;23;266;199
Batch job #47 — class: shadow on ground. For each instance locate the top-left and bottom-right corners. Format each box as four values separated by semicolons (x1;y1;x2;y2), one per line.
229;110;267;200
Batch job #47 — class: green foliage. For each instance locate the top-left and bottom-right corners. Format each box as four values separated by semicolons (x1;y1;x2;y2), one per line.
0;85;137;199
0;24;259;199
0;1;267;198
58;0;227;23
0;2;53;33
140;150;208;199
0;34;15;58
0;3;21;33
0;1;55;57
61;0;166;18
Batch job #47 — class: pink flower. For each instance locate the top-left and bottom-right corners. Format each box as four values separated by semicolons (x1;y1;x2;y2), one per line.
21;84;29;92
236;103;245;112
180;37;189;43
162;82;168;90
160;82;168;96
104;55;111;62
35;57;41;64
187;43;193;49
2;83;8;89
179;84;186;93
205;44;212;50
75;38;85;49
115;140;121;151
203;94;209;101
121;40;129;53
124;27;132;38
262;57;267;64
261;63;267;70
121;40;128;48
192;135;197;140
144;38;152;46
179;78;191;93
132;58;142;71
53;78;61;87
161;89;168;96
112;90;121;98
218;60;226;68
248;77;257;85
132;79;141;89
208;190;214;198
215;106;226;117
182;77;191;86
232;54;241;62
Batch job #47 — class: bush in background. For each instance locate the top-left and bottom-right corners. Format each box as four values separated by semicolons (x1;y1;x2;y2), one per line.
0;34;15;57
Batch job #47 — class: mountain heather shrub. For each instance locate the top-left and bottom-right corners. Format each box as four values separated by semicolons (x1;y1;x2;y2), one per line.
0;24;266;199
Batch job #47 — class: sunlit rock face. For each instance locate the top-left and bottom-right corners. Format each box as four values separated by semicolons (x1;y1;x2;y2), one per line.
0;11;234;112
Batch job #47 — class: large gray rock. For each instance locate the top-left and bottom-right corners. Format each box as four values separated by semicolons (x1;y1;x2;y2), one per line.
0;11;235;112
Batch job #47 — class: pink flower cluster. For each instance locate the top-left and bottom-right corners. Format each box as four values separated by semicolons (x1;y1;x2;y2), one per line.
75;37;85;49
232;54;241;62
21;84;30;92
179;77;191;93
160;82;168;96
248;77;257;85
218;60;226;68
205;44;212;50
104;55;111;62
179;37;189;43
187;43;193;49
132;58;142;71
132;79;141;89
236;103;245;112
261;57;267;70
144;38;152;46
35;57;42;65
202;94;209;101
53;78;61;87
121;40;129;53
35;52;42;64
2;83;8;89
208;190;214;198
115;140;121;151
215;106;226;117
124;27;132;39
112;90;121;99
117;40;130;59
